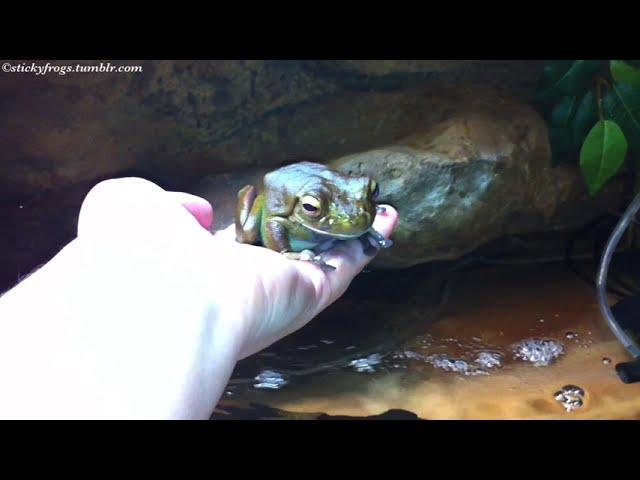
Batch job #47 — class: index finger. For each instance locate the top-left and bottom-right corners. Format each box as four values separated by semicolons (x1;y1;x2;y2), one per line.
311;204;398;302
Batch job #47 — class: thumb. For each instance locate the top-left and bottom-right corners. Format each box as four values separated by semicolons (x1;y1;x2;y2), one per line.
166;192;214;230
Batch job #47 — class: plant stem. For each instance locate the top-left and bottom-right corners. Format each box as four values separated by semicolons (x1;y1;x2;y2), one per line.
595;76;610;121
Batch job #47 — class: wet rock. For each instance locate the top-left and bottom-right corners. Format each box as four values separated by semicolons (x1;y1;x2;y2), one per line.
1;63;619;280
0;61;540;199
330;88;625;268
305;60;542;96
211;404;422;420
0;60;335;198
316;409;421;420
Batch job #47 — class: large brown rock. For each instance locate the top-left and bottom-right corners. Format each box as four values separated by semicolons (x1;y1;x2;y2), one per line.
329;89;624;268
193;86;625;269
0;60;542;199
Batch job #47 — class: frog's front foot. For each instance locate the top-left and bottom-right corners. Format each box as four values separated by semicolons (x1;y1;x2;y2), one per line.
281;250;336;272
367;228;393;249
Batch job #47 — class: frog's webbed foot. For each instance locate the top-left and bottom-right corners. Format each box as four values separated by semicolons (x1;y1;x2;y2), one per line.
359;236;379;257
281;250;336;272
366;228;393;249
358;228;393;256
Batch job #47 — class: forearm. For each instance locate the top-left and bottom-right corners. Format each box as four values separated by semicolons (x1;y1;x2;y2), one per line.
0;238;246;419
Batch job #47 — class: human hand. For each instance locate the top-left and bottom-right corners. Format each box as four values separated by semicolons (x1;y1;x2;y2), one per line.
67;177;397;417
78;177;397;359
208;206;398;359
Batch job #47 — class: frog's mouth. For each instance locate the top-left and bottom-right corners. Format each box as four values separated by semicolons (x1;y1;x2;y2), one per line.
300;222;370;239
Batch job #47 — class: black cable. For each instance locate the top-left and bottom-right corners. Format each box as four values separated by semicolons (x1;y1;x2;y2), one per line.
564;214;632;298
597;191;640;358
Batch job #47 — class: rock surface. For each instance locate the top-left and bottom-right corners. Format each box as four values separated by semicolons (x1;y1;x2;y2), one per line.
0;60;542;199
2;61;623;283
329;89;625;268
193;86;625;269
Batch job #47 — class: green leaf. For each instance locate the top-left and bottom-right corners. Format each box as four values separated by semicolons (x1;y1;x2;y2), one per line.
535;60;602;104
572;90;599;148
551;96;578;127
611;60;640;88
548;96;578;164
603;83;640;151
549;128;575;165
579;120;628;195
538;60;574;89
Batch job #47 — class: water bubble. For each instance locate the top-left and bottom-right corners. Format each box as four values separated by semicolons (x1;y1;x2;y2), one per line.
424;355;488;376
602;357;612;365
565;332;577;340
513;339;564;366
402;350;427;361
349;353;382;373
475;351;502;369
426;355;471;373
554;384;586;412
253;370;288;390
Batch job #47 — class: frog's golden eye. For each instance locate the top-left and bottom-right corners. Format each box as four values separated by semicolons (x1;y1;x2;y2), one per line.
370;180;379;199
300;195;322;217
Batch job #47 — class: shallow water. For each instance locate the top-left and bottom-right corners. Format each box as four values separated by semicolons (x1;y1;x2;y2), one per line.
217;261;640;419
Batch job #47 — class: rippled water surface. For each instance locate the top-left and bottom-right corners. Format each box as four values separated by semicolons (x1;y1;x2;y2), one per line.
216;261;640;419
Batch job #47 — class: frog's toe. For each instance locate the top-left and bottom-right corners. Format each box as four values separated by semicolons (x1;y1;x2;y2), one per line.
378;237;393;249
299;249;317;262
311;251;336;272
309;252;336;271
359;236;379;257
281;251;299;261
281;250;336;271
314;257;336;272
367;228;393;249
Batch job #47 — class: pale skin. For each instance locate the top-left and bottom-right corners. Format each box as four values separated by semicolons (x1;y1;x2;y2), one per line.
0;178;398;419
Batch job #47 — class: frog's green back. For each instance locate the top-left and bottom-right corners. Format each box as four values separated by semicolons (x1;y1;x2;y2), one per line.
261;162;332;215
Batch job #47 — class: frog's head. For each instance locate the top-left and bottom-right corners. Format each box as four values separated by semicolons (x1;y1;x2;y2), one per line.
292;171;379;239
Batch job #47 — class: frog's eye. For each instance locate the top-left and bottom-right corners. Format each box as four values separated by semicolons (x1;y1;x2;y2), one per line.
370;180;379;199
301;195;322;217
